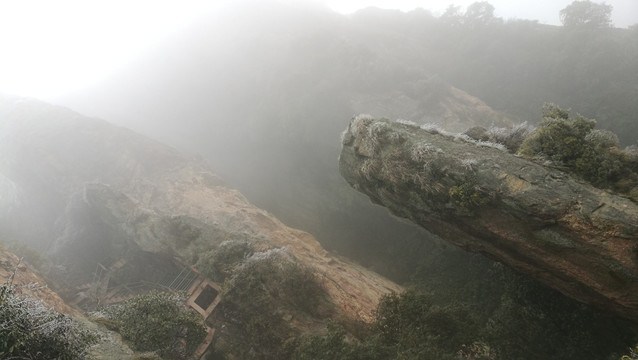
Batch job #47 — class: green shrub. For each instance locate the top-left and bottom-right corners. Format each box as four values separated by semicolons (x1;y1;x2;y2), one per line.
101;291;206;360
215;249;328;359
223;248;326;316
294;289;480;360
0;283;98;359
195;240;254;282
519;104;596;164
375;289;478;359
519;103;638;192
291;321;391;360
291;322;354;360
448;176;491;215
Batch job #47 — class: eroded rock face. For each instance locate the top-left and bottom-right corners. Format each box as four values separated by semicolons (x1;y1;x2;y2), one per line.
0;96;401;324
339;116;638;322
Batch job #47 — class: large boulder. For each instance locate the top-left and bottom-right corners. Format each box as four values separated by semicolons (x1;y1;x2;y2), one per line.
339;115;638;322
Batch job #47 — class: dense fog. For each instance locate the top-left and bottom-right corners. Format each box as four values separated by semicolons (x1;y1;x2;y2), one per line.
53;0;638;276
2;1;638;359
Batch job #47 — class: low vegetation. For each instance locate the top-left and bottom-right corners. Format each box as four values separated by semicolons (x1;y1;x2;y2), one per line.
518;103;638;199
0;282;98;360
98;291;206;360
195;240;255;282
212;248;330;359
448;175;492;215
373;289;479;359
464;103;638;202
292;289;488;360
293;263;637;360
464;122;535;153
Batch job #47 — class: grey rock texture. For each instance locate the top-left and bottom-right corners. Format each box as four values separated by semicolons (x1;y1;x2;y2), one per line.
339;116;638;322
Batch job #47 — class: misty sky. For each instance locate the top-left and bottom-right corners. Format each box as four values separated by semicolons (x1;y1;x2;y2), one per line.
0;0;636;100
326;0;638;27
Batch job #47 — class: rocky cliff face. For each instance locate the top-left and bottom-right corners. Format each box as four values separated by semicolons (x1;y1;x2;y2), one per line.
0;96;401;326
339;116;638;322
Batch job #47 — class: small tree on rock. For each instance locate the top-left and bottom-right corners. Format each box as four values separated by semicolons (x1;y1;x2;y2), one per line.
519;103;633;190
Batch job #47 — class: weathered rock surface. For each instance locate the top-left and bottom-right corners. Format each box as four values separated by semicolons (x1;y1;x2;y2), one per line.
0;95;401;324
339;116;638;322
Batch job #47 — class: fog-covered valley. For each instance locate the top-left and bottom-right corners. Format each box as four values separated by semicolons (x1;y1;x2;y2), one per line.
2;1;638;359
57;1;638;271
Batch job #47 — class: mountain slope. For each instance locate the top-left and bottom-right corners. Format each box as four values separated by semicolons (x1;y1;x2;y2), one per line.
0;95;401;327
0;244;78;316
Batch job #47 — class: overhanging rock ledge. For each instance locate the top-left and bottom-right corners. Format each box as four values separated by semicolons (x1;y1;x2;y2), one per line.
339;116;638;322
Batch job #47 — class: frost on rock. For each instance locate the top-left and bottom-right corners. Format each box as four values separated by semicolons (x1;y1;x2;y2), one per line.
485;122;535;152
359;158;380;181
474;140;507;151
461;158;478;170
242;247;291;267
410;142;443;163
394;119;418;127
0;283;97;359
420;123;446;135
350;114;375;137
